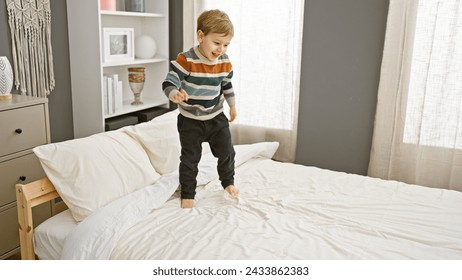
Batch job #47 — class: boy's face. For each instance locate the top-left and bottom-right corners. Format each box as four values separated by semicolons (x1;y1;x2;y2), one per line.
197;30;233;61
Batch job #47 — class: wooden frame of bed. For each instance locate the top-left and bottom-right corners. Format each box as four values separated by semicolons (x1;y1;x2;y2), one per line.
15;178;65;260
12;133;462;261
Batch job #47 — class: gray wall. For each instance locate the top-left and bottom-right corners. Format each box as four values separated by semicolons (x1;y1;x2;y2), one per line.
169;0;183;60
295;0;389;175
0;0;389;175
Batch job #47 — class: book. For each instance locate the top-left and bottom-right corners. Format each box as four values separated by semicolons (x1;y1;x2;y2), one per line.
115;80;123;112
107;76;114;115
112;74;118;113
103;75;108;115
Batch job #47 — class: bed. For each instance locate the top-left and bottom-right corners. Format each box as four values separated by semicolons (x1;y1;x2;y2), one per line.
16;110;462;260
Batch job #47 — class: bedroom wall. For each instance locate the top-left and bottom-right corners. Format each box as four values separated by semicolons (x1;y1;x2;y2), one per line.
295;0;389;175
0;0;389;175
0;0;73;143
0;0;182;143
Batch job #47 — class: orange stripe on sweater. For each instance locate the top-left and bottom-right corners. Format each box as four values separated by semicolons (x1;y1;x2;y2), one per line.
177;54;232;74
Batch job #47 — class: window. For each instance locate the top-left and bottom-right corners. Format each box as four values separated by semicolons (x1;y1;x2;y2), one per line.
197;0;304;130
403;0;462;149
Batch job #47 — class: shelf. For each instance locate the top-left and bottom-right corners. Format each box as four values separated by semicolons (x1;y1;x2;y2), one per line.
102;56;168;68
104;96;168;119
100;10;165;18
67;0;169;137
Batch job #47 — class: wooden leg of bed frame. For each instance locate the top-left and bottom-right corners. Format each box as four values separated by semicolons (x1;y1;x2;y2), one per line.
16;184;36;260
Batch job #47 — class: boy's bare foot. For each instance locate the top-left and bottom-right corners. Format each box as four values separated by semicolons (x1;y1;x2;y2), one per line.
181;199;194;208
225;185;239;198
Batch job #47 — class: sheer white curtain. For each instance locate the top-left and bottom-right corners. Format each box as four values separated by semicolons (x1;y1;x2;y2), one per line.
368;0;462;191
183;0;304;162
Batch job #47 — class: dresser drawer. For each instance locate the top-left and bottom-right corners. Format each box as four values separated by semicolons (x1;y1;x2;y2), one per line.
0;206;19;256
0;153;45;207
0;203;52;258
0;104;48;156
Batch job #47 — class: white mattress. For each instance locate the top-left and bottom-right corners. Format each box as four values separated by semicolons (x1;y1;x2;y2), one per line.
35;158;462;259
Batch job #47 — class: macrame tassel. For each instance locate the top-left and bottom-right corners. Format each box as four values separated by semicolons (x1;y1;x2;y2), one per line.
6;0;55;97
44;0;54;93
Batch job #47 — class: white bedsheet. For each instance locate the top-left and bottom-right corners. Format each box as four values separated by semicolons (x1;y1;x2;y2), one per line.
35;144;462;259
34;209;75;260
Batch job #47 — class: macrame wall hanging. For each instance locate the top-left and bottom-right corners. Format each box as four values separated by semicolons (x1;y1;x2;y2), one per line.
6;0;55;97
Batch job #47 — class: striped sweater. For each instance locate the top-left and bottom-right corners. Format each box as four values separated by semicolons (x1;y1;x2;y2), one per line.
162;46;235;121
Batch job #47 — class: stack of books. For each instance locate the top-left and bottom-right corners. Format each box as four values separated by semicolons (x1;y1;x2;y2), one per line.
103;73;123;116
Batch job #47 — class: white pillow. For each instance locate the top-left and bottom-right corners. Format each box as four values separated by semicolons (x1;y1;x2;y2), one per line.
33;130;161;222
124;111;181;174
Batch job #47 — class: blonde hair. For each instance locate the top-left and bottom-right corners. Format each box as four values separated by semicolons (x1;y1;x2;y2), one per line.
197;9;234;37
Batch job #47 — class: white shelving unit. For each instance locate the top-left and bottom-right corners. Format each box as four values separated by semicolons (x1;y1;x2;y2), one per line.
66;0;169;138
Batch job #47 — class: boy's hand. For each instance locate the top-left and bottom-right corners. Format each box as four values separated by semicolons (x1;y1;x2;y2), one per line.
171;88;189;104
229;106;237;122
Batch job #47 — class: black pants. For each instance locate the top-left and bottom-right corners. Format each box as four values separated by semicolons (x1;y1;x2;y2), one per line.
177;113;235;199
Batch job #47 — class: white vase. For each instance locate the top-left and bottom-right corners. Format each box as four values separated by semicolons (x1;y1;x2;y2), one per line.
135;35;157;59
128;67;145;105
0;56;14;95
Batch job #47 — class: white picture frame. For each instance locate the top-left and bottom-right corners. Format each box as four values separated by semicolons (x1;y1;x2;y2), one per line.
103;27;135;63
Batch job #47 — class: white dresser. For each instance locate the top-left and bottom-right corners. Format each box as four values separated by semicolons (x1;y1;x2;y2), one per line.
0;94;52;259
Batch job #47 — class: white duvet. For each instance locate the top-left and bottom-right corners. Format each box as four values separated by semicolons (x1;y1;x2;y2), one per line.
35;142;462;260
58;142;279;259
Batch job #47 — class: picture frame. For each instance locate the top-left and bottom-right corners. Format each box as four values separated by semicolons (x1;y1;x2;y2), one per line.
103;27;135;63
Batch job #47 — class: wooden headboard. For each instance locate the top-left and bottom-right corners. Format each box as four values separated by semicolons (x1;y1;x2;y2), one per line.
15;178;63;260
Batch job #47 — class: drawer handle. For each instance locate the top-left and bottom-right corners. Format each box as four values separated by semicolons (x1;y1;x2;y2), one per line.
19;176;27;182
15;128;23;134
